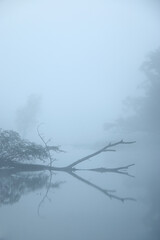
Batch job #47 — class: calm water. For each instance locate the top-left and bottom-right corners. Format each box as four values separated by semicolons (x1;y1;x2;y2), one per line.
0;138;159;240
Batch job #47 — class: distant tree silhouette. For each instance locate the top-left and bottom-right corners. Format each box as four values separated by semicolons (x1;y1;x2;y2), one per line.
104;48;160;135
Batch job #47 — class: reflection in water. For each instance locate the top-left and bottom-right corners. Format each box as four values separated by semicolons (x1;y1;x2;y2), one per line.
37;171;58;216
0;164;136;240
144;155;160;240
69;170;135;202
0;163;135;209
0;169;62;207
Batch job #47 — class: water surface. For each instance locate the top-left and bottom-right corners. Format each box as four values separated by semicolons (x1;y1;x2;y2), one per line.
0;139;159;240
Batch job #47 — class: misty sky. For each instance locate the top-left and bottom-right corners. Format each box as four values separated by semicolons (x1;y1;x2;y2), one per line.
1;0;160;144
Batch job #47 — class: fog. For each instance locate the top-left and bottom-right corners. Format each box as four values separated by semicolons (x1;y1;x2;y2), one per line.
1;0;160;144
0;1;160;240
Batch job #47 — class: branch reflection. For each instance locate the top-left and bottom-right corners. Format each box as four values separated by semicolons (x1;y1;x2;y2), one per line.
0;163;135;209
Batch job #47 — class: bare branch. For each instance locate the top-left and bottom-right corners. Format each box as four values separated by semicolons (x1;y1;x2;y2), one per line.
36;125;65;168
103;149;116;152
76;164;135;177
37;125;54;167
68;171;136;202
47;145;66;153
67;140;136;168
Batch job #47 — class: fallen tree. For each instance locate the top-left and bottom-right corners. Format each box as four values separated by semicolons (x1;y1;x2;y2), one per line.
0;128;136;205
0;128;63;167
0;128;135;173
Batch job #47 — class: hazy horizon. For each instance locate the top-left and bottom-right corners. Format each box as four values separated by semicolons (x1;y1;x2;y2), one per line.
1;0;160;145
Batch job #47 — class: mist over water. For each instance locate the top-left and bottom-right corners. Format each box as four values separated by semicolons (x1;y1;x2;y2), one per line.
1;0;160;143
0;1;160;240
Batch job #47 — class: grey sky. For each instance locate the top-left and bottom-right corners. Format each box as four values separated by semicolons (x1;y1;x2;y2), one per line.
0;0;160;144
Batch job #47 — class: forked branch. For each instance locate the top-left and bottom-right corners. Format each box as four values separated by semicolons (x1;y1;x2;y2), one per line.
37;126;65;167
69;171;136;202
67;140;136;169
76;164;135;177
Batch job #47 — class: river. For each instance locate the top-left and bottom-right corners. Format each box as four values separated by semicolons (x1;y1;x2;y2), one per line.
0;136;159;240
